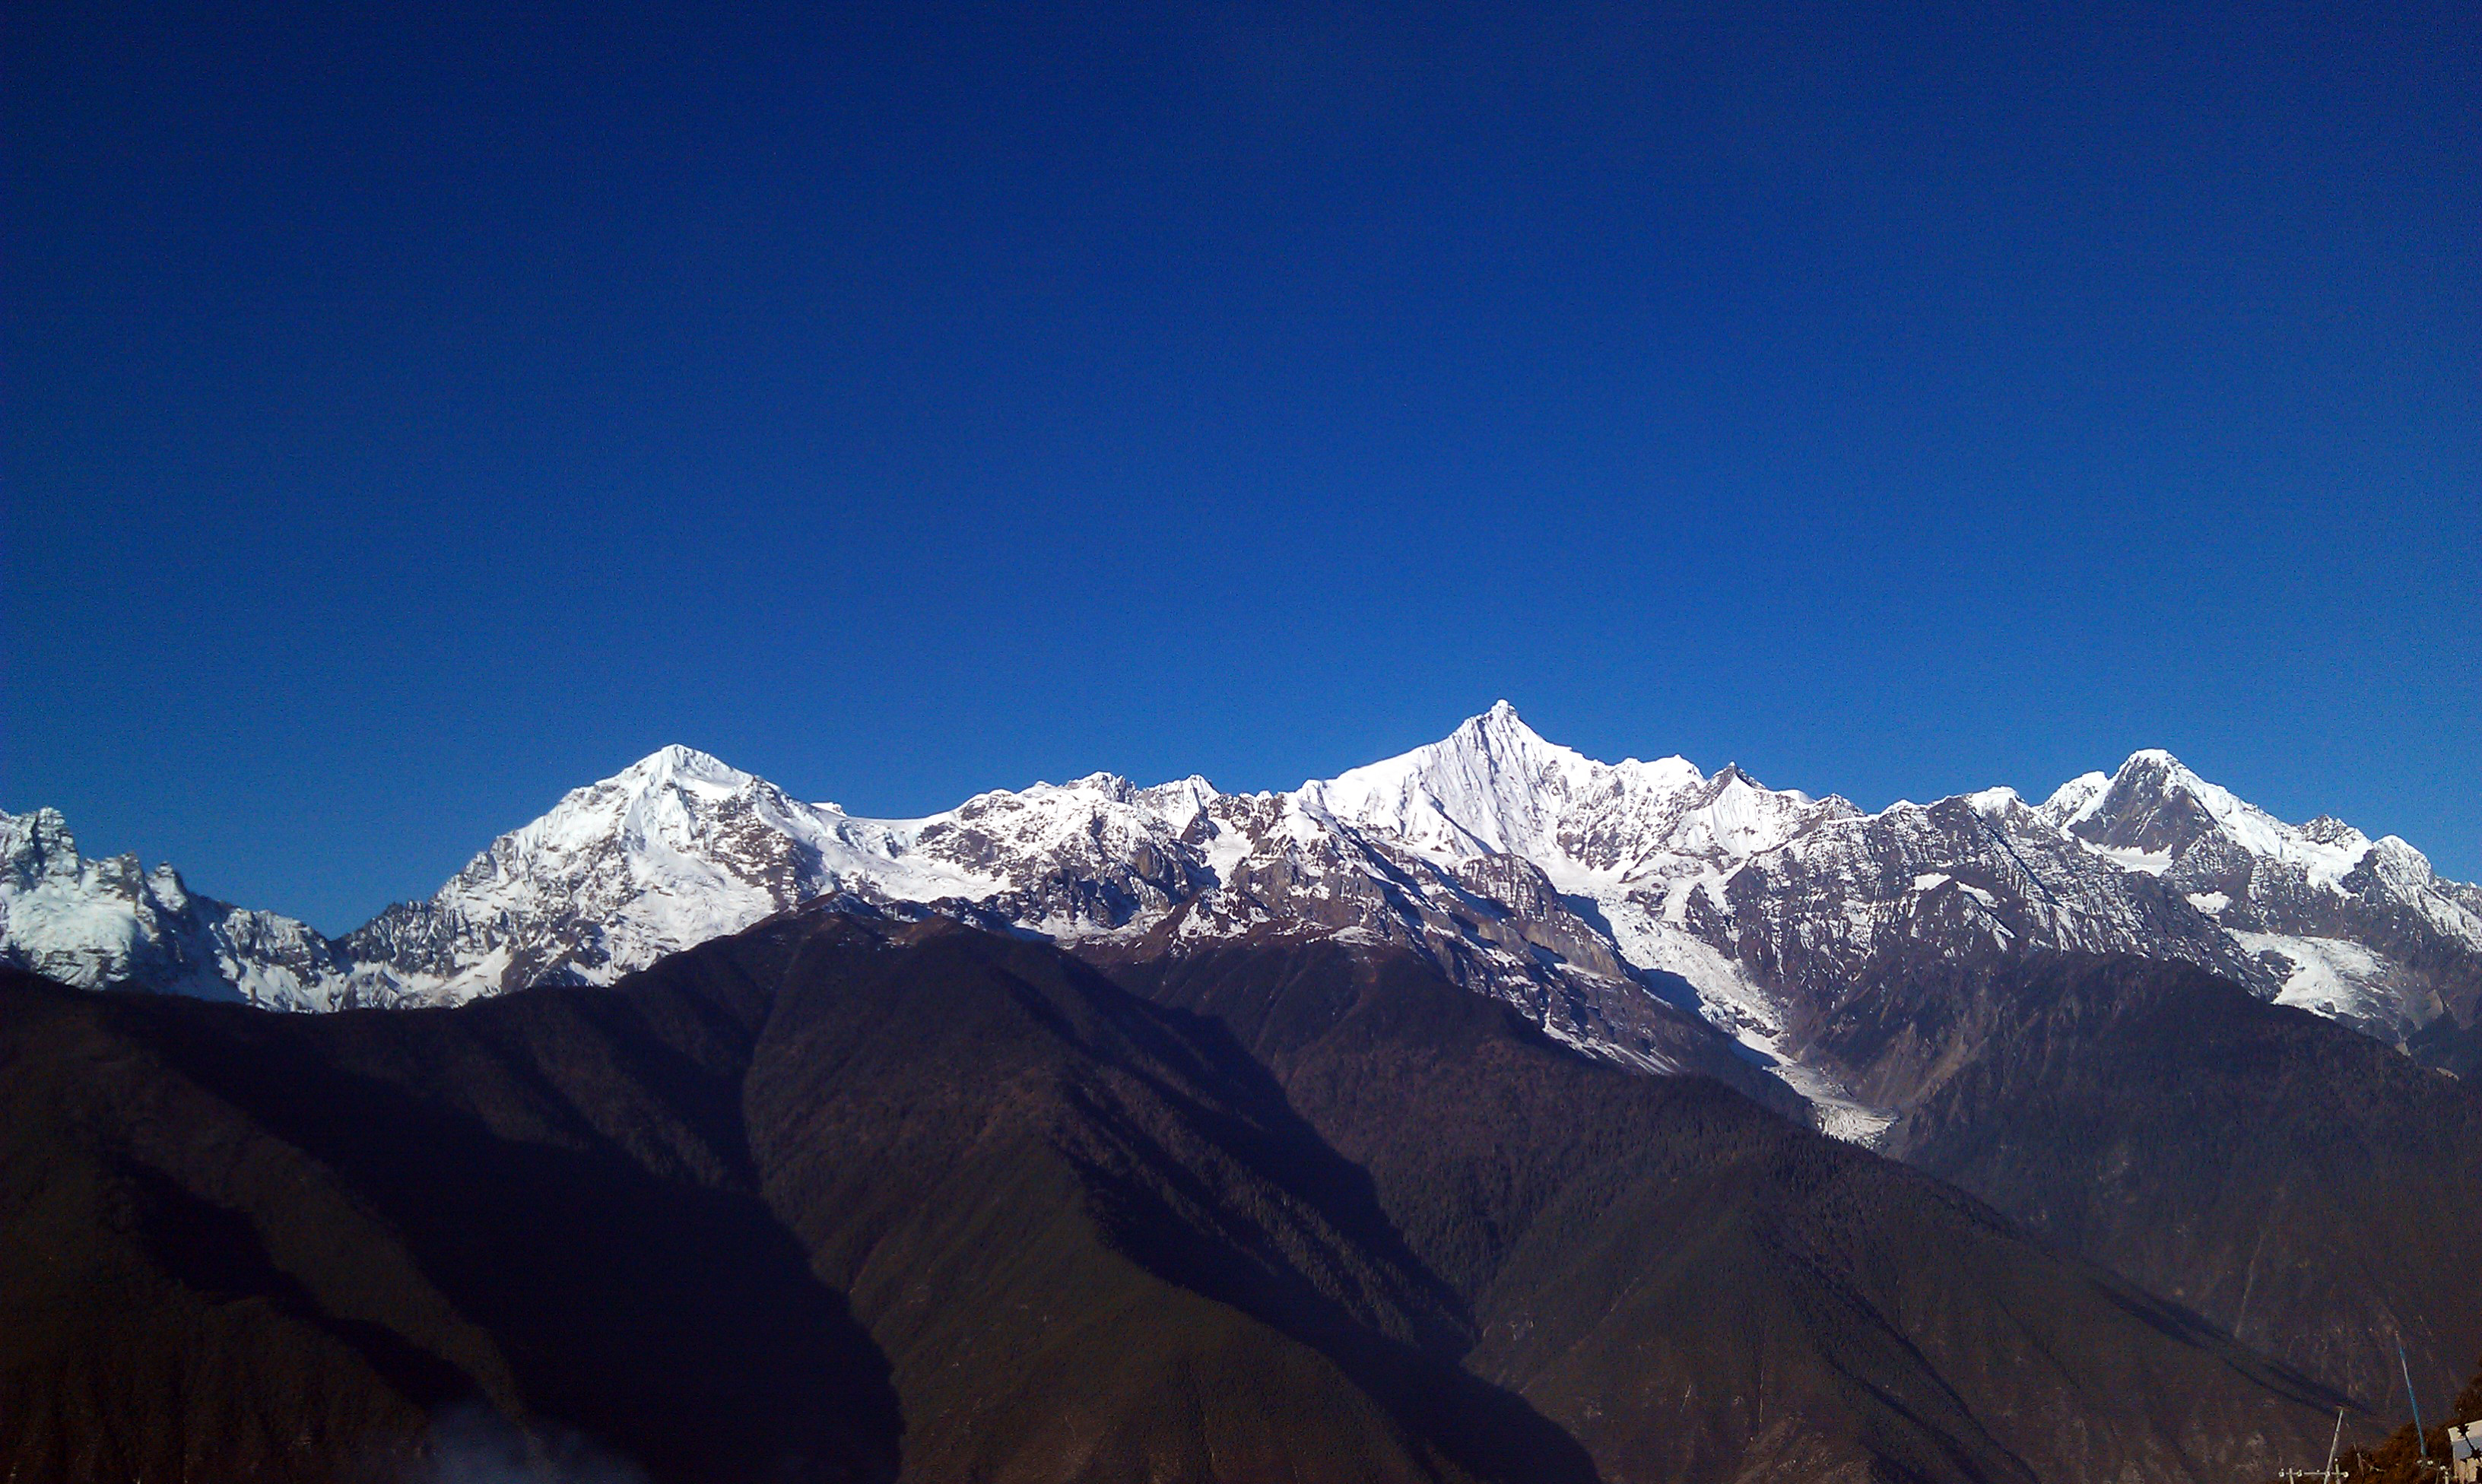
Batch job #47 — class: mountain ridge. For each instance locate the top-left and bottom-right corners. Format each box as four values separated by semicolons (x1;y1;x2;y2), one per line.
8;706;2477;1123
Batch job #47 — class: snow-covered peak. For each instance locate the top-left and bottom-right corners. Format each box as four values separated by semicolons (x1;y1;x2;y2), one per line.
615;743;758;791
2061;749;2373;886
463;745;811;880
2;807;81;886
0;806;346;1004
1132;775;1220;832
2363;835;2442;893
1297;702;1613;861
322;744;1246;1001
2037;772;2111;829
1962;785;2025;819
1653;765;1833;864
2299;815;2372;851
1290;704;1836;889
1467;698;1560;754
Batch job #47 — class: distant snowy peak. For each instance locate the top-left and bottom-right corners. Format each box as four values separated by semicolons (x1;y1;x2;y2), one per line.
1298;700;1613;861
0;807;344;1007
2044;745;2449;901
2035;772;2111;829
2032;747;2482;1035
332;744;862;1002
2050;750;2347;880
331;746;1237;1004
1297;699;1842;886
4;807;85;889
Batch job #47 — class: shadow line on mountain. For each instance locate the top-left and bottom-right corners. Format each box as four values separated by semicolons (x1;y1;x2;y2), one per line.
117;1159;482;1412
928;943;1608;1484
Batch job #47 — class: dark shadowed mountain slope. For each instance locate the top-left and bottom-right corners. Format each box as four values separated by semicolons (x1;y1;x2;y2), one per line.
0;923;1579;1484
713;914;1595;1484
0;959;900;1484
4;912;2363;1483
1806;950;2482;1407
1102;933;2357;1483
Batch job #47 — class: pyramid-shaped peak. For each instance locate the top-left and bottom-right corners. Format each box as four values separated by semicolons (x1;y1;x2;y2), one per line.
1404;704;1601;791
2052;750;2220;851
638;742;735;771
1294;703;1744;873
2106;750;2271;823
2058;748;2350;871
1296;705;1586;857
1452;699;1554;749
2115;749;2200;784
1446;704;1705;785
614;744;757;789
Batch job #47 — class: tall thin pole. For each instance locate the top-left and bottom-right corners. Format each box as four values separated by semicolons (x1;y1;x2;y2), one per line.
2400;1337;2431;1463
2328;1406;2347;1484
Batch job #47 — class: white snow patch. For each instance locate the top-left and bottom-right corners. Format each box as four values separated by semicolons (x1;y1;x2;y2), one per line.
2230;931;2392;1024
2093;845;2173;876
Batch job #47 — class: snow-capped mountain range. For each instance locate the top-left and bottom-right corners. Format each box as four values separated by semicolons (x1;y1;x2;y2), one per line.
8;704;2477;1135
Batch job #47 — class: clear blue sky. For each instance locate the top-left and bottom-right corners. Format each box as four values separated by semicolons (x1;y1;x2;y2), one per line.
8;1;2477;933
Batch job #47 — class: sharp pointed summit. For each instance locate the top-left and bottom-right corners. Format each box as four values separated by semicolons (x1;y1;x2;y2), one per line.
614;742;761;789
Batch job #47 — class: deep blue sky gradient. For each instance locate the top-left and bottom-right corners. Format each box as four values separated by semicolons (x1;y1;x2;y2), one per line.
8;0;2478;932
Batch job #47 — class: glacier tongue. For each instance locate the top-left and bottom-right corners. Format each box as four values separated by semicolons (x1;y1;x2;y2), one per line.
8;706;2477;1134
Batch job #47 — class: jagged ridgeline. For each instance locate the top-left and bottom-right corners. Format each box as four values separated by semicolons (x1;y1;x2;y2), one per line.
8;706;2477;1082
